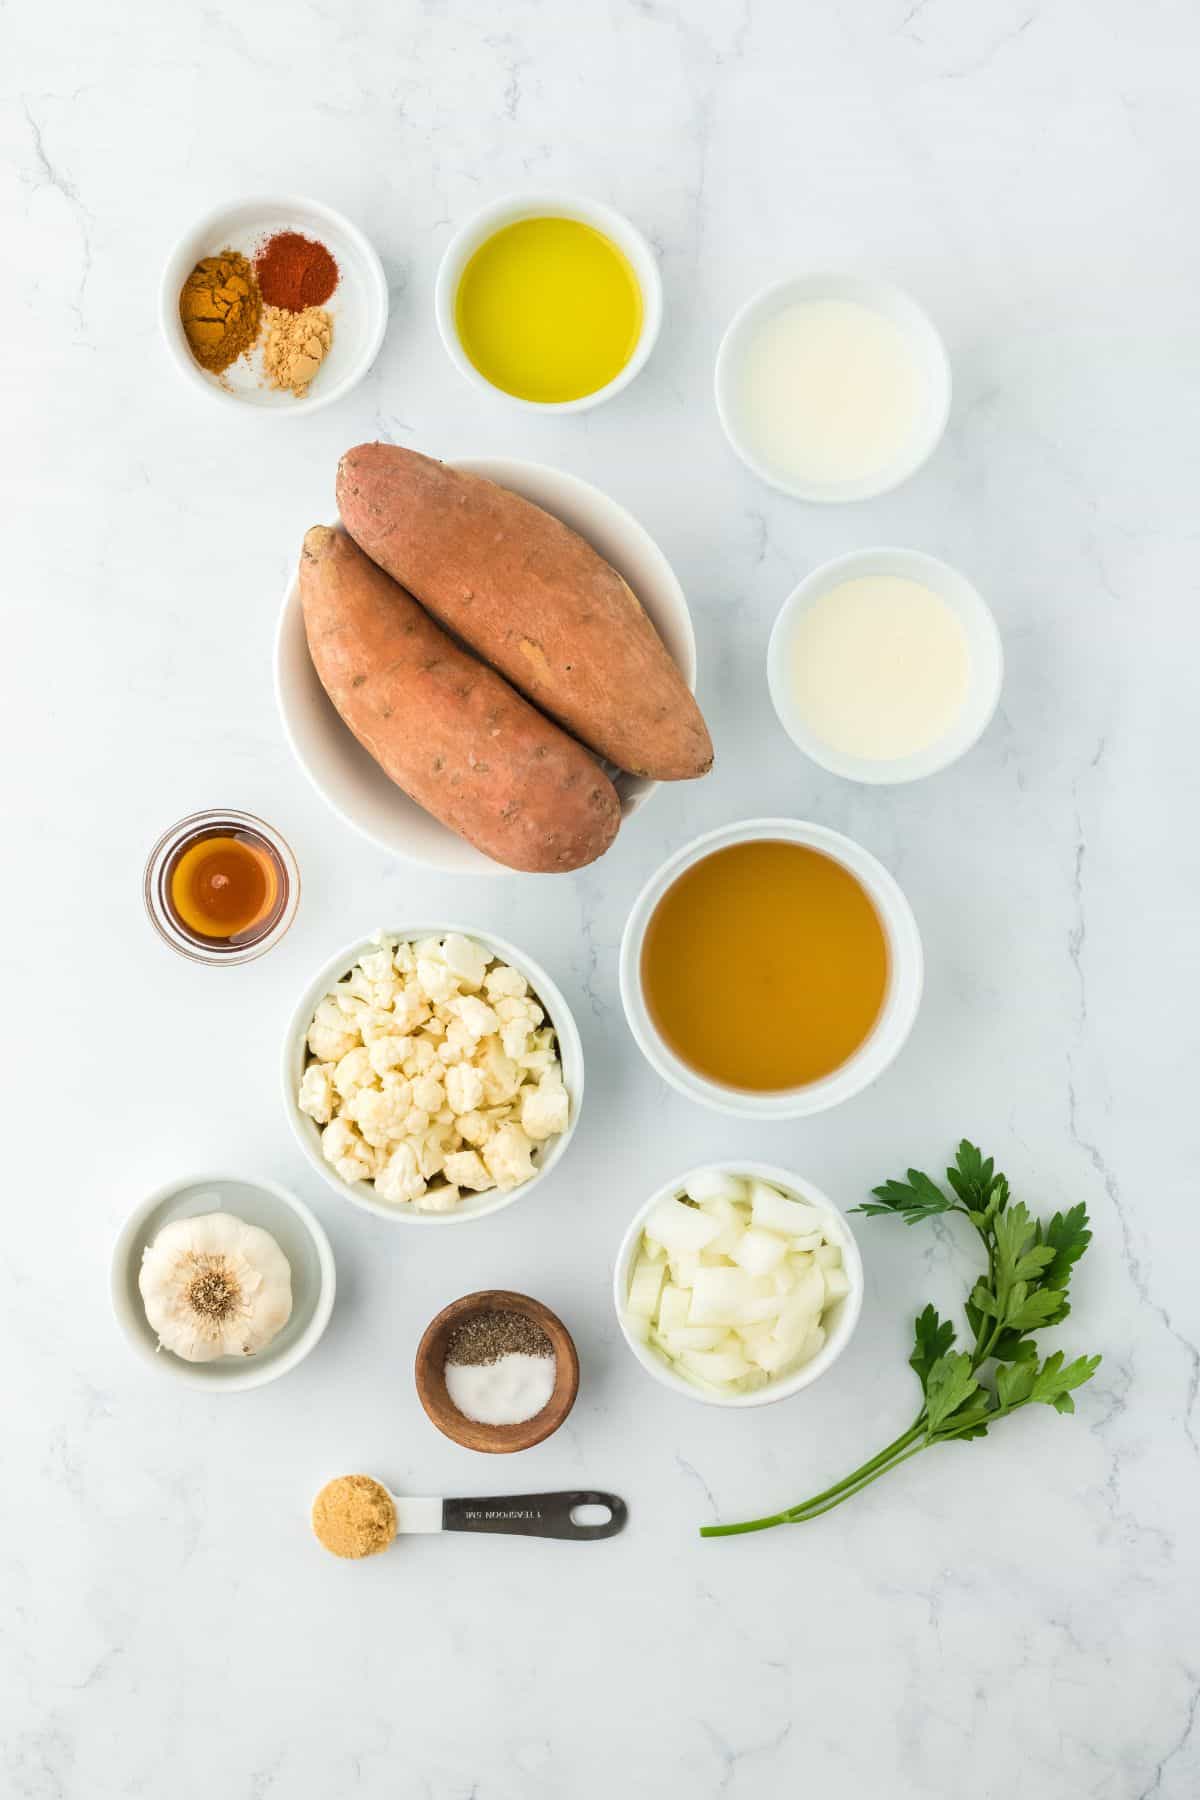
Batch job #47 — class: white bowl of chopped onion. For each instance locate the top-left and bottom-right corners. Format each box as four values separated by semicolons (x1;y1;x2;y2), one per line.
613;1163;863;1406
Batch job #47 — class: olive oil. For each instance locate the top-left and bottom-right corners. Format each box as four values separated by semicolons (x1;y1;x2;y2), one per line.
166;830;282;943
640;839;889;1091
455;216;643;403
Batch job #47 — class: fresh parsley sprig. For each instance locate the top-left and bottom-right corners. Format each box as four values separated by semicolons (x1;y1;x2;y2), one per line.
700;1141;1101;1538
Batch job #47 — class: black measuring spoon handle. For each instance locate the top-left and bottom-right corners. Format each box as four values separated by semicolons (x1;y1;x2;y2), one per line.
441;1491;627;1540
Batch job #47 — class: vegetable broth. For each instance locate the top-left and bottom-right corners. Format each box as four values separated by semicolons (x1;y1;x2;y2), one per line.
640;840;889;1091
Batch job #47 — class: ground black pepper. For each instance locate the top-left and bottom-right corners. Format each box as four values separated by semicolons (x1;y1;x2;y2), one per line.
445;1309;553;1368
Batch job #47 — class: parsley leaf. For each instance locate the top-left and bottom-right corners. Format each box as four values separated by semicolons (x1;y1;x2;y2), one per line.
924;1353;980;1433
857;1168;956;1224
910;1304;957;1391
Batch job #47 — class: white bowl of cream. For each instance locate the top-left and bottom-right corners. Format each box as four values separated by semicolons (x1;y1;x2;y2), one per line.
715;273;951;502
767;548;1003;784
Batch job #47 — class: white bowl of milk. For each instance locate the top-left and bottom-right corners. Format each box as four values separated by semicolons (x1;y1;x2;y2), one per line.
767;548;1003;784
715;273;951;502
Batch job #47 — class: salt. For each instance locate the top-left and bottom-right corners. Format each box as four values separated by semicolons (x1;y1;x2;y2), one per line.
444;1350;558;1426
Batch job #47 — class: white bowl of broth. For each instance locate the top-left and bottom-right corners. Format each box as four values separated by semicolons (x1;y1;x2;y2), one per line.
619;819;923;1118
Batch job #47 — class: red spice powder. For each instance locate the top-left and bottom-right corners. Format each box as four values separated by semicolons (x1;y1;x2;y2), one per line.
255;232;339;312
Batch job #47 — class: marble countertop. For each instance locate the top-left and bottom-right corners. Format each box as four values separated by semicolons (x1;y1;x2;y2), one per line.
6;1;1199;1794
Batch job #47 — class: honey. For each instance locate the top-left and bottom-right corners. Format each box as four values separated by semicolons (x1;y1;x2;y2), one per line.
640;839;889;1092
165;829;283;944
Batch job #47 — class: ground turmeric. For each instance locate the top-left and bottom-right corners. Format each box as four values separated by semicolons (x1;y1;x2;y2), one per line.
178;250;262;374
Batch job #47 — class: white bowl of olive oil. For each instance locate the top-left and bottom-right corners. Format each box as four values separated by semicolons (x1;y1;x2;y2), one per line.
434;192;663;413
619;818;923;1119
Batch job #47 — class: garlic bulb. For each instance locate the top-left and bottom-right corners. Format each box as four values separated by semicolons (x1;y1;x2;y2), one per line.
139;1212;293;1362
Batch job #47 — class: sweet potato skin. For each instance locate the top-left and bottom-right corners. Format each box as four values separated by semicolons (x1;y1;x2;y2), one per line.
336;446;714;782
299;526;621;873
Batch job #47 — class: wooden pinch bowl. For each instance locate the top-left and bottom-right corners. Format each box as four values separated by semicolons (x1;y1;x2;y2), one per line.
415;1290;580;1453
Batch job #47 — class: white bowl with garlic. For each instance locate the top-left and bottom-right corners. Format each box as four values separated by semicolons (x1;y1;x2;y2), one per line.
613;1163;863;1407
283;928;583;1223
111;1173;336;1391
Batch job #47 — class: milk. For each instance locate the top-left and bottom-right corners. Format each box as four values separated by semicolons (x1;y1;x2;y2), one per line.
735;299;927;486
788;576;970;761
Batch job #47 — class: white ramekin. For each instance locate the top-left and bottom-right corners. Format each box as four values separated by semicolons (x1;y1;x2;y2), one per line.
619;817;923;1119
767;547;1004;784
111;1173;336;1392
282;927;584;1224
714;272;951;502
613;1162;864;1408
434;192;662;413
160;194;388;417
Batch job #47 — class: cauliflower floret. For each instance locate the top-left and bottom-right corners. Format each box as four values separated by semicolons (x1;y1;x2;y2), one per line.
332;1045;374;1100
401;1106;430;1138
403;1037;437;1078
358;949;394;985
392;939;417;976
307;997;359;1063
297;1062;335;1124
346;1084;410;1148
476;1039;521;1105
443;1149;495;1192
368;1034;411;1076
445;1062;485;1116
455;1110;490;1146
415;1127;449;1180
484;962;528;1002
521;1083;570;1142
374;1143;426;1206
483;1122;537;1191
494;996;544;1027
500;1018;533;1062
416;957;459;1005
415;1182;461;1214
357;1006;405;1045
411;1073;445;1114
321;1118;373;1185
346;966;375;1003
449;994;501;1041
421;1014;447;1041
440;934;490;990
391;983;431;1034
413;935;445;962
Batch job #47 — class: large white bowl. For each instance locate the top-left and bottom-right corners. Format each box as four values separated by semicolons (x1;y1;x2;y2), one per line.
715;272;951;503
160;194;388;416
619;817;923;1119
767;548;1004;784
111;1173;336;1392
613;1162;864;1408
283;927;584;1224
274;456;697;875
434;192;662;413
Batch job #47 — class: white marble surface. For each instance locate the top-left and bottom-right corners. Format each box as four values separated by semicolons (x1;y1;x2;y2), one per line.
5;1;1200;1794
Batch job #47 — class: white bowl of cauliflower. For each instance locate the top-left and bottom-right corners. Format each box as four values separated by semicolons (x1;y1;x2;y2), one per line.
283;928;583;1223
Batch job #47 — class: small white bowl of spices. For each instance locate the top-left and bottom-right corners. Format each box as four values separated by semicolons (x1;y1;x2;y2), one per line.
160;194;388;415
415;1290;580;1452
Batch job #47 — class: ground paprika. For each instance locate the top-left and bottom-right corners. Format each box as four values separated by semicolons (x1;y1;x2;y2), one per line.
254;232;339;312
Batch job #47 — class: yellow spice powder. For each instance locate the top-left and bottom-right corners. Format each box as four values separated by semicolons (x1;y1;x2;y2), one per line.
262;304;334;397
178;250;263;375
312;1474;397;1559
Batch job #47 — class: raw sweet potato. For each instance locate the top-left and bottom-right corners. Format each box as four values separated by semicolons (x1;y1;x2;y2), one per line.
299;526;621;873
336;445;714;782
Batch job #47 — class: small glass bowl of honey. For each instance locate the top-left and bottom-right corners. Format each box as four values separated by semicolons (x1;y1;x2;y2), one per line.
144;810;299;965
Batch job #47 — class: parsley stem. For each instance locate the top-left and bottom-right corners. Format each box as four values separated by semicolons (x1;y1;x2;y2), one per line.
698;1419;927;1538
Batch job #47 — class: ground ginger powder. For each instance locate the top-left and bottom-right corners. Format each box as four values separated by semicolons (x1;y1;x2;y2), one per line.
178;250;262;374
262;303;334;397
312;1475;397;1559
